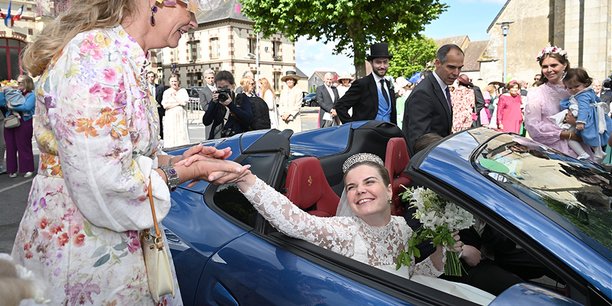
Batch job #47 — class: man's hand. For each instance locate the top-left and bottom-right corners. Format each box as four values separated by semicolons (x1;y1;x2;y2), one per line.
576;122;585;130
459;245;482;267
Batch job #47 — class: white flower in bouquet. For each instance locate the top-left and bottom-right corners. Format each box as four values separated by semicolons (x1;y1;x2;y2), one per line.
396;186;474;276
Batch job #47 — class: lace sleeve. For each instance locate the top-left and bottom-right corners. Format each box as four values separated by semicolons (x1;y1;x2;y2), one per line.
241;177;353;252
413;249;445;278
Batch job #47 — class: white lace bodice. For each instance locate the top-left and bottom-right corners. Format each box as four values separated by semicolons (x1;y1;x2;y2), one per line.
242;177;443;278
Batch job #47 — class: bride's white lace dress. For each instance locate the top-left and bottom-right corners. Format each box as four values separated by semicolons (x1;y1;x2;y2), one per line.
243;178;442;277
242;178;496;305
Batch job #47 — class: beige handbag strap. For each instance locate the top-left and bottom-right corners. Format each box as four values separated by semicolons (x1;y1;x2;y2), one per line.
147;181;162;240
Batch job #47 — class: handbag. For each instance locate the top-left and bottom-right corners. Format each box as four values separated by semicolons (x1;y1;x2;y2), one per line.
4;113;20;129
140;181;175;302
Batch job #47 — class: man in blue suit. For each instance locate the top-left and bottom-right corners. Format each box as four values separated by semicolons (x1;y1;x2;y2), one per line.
402;44;464;156
335;43;396;125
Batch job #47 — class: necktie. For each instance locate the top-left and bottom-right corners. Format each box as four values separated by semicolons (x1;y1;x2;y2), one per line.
444;86;452;109
380;79;390;103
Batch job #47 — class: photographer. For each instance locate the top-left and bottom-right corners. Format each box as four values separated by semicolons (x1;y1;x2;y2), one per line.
203;70;253;139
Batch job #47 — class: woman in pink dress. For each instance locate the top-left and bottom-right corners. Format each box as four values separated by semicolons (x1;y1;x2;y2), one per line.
524;46;586;157
497;81;523;133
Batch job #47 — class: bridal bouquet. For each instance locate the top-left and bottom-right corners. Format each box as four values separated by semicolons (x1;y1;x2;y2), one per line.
396;186;474;276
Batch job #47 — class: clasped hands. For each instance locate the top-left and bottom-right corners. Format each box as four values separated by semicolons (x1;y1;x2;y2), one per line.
173;144;251;186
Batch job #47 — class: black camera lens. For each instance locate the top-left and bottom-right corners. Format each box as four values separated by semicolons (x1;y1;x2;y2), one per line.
218;92;229;101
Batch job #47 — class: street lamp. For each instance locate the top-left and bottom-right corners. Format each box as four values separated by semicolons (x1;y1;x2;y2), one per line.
497;21;513;82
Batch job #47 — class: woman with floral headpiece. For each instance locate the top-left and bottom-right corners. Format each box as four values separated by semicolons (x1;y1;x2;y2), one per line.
524;46;590;157
11;0;251;304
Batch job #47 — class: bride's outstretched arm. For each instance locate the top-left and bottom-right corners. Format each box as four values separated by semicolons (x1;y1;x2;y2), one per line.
237;174;352;251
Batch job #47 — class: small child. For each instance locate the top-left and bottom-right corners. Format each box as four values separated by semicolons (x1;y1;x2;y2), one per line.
560;68;612;161
549;102;590;159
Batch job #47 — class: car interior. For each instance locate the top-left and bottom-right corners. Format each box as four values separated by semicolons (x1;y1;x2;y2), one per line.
208;125;607;305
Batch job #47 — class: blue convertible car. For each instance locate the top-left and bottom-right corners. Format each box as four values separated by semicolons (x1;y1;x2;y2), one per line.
164;121;611;305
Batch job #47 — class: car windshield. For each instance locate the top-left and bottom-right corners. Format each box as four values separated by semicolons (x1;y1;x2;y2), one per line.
472;133;612;256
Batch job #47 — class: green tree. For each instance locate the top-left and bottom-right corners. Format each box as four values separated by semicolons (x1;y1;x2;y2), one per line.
388;36;437;78
240;0;447;77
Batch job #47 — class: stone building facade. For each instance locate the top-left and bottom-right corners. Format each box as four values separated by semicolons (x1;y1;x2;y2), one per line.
0;0;56;80
153;0;301;93
481;0;612;84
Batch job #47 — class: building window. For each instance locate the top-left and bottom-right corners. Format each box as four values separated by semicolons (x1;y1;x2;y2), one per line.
210;37;219;59
189;41;199;63
248;37;256;55
188;32;199;63
273;71;281;92
0;38;26;81
272;41;282;61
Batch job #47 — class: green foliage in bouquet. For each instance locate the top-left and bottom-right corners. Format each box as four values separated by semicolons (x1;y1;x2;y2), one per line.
396;186;474;277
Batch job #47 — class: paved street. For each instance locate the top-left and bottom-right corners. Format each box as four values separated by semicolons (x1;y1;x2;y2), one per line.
0;108;318;254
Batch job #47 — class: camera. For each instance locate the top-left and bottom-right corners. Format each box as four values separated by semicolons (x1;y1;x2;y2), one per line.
217;88;232;102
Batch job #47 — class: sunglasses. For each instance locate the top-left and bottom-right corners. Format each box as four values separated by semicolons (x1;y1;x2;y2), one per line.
156;0;198;13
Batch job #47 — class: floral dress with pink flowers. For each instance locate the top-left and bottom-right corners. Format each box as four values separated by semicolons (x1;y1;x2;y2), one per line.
11;26;182;305
451;85;476;133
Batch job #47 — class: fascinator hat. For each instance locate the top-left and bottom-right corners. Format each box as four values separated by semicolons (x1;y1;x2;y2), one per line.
156;0;208;13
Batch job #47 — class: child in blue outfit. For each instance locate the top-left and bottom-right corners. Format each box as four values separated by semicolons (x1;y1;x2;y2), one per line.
561;68;612;162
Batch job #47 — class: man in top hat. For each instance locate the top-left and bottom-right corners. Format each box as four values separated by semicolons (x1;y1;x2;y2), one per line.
402;44;464;156
334;42;397;124
278;70;303;132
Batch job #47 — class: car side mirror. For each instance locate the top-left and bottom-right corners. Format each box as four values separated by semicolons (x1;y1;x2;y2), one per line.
489;283;581;306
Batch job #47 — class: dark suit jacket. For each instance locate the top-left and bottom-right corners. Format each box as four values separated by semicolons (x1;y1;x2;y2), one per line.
402;73;452;156
202;93;253;139
334;74;397;124
155;84;167;106
195;85;214;111
472;85;485;127
315;84;339;125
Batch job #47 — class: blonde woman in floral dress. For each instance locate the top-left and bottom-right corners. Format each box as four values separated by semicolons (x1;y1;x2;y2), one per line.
11;1;249;305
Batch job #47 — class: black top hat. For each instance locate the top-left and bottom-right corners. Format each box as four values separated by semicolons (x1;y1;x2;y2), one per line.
366;43;393;61
281;70;299;82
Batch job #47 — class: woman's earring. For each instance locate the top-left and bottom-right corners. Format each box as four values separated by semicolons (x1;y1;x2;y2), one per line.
150;5;158;26
388;199;392;206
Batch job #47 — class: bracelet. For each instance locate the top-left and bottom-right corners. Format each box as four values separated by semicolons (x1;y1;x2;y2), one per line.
568;132;572;140
160;165;180;191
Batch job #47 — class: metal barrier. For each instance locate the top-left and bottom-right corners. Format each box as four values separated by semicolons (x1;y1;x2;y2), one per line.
186;97;204;124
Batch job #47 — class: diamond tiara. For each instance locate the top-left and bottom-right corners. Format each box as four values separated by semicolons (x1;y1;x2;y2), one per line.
342;153;384;173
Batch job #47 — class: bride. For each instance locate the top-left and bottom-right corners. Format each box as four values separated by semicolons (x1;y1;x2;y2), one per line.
183;153;495;304
233;153;449;276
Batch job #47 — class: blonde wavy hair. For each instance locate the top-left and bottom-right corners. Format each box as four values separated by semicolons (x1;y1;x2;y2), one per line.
22;0;139;77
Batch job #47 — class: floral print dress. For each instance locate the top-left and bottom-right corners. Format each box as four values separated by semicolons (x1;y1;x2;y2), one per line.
11;26;182;305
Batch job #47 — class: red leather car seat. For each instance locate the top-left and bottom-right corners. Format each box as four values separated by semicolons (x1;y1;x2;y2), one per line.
284;157;340;217
385;137;412;216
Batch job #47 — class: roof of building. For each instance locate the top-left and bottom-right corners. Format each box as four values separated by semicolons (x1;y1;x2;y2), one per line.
295;68;309;79
434;35;470;50
434;36;490;73
196;0;251;25
463;40;489;71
